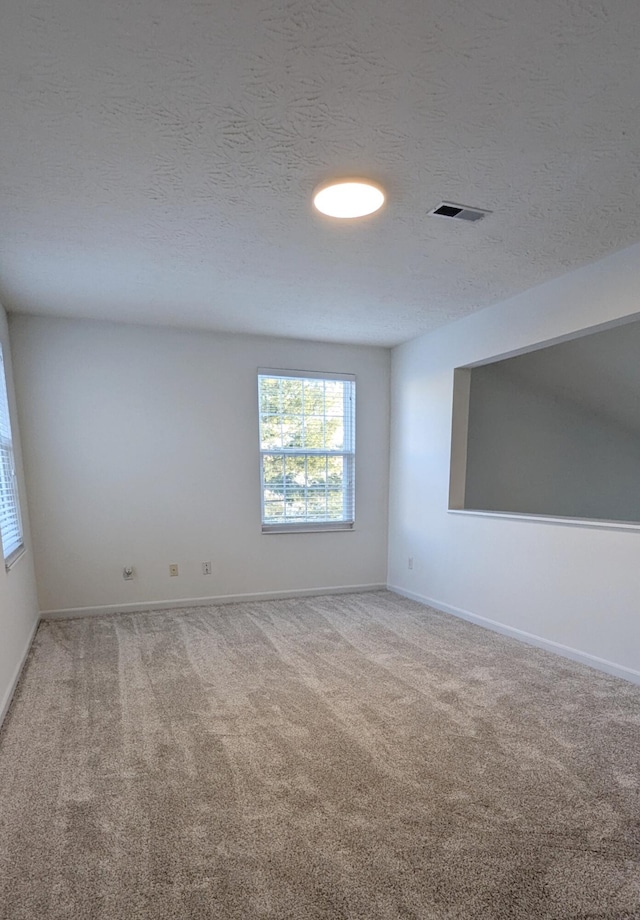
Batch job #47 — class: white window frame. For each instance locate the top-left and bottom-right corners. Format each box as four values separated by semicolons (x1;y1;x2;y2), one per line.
0;345;24;569
258;368;356;533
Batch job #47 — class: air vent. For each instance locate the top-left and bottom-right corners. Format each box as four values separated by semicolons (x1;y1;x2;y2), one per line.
428;201;491;222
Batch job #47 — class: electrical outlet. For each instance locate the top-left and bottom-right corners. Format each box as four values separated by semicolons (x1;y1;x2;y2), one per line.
202;561;211;575
169;564;179;577
123;566;134;580
408;557;413;570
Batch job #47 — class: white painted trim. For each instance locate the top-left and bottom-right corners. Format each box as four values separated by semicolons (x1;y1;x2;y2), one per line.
448;508;640;534
0;615;40;728
40;583;387;621
388;585;640;687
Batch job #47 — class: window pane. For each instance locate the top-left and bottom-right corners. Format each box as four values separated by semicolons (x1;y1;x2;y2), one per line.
262;454;285;500
260;415;282;449
306;455;328;485
307;491;328;519
284;454;306;485
304;416;325;449
324;381;344;416
327;455;345;484
259;377;281;415
285;486;309;520
281;378;303;414
282;415;303;448
303;379;325;415
327;489;344;518
263;501;285;522
326;418;344;450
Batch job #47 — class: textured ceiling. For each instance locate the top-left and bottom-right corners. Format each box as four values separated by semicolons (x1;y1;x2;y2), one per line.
1;0;640;346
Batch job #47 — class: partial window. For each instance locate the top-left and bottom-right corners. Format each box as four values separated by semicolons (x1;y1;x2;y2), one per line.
258;370;355;532
0;345;23;567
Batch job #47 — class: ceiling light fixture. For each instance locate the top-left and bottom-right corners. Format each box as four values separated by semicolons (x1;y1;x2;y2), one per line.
313;179;385;219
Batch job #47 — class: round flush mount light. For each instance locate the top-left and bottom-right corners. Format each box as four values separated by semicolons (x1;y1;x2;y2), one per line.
313;179;385;219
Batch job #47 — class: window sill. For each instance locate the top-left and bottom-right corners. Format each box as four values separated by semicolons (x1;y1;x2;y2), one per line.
262;522;355;534
5;544;26;572
448;508;640;533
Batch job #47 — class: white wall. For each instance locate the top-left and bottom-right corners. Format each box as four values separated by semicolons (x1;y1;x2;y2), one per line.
10;316;390;614
388;241;640;681
0;306;39;722
465;364;640;521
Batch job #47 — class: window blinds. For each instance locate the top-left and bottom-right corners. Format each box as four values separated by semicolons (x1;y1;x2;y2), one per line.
258;370;356;531
0;347;23;562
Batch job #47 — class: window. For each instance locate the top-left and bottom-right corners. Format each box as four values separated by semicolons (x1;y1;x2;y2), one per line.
258;369;355;532
0;345;23;567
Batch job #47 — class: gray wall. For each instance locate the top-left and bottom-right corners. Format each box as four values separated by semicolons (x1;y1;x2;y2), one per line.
465;363;640;522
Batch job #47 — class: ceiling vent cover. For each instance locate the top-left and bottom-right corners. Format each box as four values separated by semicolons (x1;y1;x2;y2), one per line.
428;201;491;222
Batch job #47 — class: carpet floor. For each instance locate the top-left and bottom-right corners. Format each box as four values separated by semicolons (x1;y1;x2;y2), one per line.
0;591;639;919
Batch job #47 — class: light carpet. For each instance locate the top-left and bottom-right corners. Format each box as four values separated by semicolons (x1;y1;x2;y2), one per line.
0;591;639;919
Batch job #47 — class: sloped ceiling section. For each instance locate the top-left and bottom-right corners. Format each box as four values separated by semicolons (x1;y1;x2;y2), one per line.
496;318;640;438
1;0;640;345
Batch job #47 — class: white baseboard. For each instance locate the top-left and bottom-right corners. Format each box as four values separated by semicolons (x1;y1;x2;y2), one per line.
40;583;387;621
0;615;40;728
388;584;640;687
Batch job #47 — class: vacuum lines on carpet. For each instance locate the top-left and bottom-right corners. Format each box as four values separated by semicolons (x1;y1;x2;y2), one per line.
0;591;638;919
